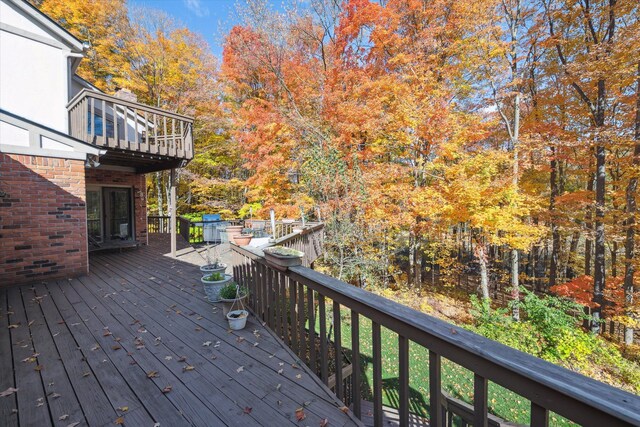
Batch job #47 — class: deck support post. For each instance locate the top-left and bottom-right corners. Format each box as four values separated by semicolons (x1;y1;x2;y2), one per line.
170;168;177;257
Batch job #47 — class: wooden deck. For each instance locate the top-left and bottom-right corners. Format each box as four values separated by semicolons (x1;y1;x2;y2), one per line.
0;234;360;426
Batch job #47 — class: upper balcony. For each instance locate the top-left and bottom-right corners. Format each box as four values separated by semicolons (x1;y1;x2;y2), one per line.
67;89;194;173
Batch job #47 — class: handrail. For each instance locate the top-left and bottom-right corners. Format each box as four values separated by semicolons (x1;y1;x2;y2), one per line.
230;244;640;427
67;89;193;122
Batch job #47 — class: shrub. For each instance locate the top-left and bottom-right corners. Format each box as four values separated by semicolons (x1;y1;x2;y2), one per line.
219;282;248;300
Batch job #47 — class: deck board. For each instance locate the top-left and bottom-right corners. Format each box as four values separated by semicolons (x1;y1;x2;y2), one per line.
0;234;360;426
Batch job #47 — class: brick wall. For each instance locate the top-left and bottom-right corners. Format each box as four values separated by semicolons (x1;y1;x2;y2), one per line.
85;168;147;244
0;153;88;286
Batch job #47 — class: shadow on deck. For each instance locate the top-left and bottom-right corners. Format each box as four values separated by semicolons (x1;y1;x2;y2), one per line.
0;234;360;426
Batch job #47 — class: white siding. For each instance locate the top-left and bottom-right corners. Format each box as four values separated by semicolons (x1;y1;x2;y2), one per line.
0;30;70;132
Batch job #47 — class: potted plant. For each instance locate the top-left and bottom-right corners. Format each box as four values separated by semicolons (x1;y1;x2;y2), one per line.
227;309;249;330
200;245;226;273
219;282;249;316
201;272;232;303
233;233;253;246
263;246;304;271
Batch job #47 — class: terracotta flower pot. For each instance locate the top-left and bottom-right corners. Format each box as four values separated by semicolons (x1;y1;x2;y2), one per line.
226;225;243;243
233;234;253;246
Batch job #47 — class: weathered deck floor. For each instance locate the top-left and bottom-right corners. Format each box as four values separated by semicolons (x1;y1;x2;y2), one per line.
0;234;360;426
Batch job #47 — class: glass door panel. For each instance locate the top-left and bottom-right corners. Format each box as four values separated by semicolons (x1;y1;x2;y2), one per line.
86;190;103;242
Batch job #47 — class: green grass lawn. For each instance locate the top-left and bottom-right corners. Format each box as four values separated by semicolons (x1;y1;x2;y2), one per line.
317;305;574;426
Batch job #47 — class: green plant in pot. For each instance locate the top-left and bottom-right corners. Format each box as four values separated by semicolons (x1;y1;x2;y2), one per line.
263;246;304;271
200;272;232;303
219;282;249;316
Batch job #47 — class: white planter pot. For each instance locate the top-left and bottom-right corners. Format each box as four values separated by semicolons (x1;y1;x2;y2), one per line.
227;309;248;330
200;263;226;274
201;274;232;302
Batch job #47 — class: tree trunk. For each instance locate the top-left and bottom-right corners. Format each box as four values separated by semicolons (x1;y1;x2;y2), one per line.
592;76;607;334
585;168;594;277
549;145;560;288
566;231;580;279
156;171;164;216
624;63;640;345
475;242;490;301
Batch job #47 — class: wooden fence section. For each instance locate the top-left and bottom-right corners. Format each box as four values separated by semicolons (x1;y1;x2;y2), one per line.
67;89;193;160
230;244;640;427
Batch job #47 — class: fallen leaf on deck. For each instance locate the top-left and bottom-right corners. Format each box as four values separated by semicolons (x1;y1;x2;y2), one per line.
49;393;61;399
194;327;202;332
236;337;245;343
279;362;284;366
112;345;122;351
103;331;112;337
202;341;212;347
295;374;302;379
147;371;159;378
236;366;244;373
162;385;172;394
178;356;187;362
82;372;90;378
339;406;349;413
182;365;194;372
277;369;283;375
59;414;69;420
164;356;172;361
21;356;37;363
196;316;203;320
291;363;300;369
253;342;259;347
320;418;328;426
28;320;35;327
34;365;43;372
91;344;100;351
303;401;311;407
243;406;252;414
277;400;282;406
276;384;281;391
67;422;81;427
295;408;306;421
118;406;128;412
8;324;19;329
153;423;160;427
115;416;124;425
269;354;275;359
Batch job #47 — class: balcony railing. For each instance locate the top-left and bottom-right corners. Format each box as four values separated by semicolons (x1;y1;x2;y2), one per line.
230;244;640;427
67;89;193;162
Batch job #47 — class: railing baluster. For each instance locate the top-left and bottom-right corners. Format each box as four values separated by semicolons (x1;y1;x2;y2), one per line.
112;102;119;147
250;260;258;313
298;281;306;362
280;273;288;344
274;270;281;337
333;300;343;400
372;321;383;427
474;373;488;427
290;279;298;355
171;118;176;156
269;269;277;329
429;350;443;427
351;310;361;419
89;97;95;142
319;294;328;385
161;116;168;155
179;121;185;156
142;111;148;151
265;266;273;327
101;99;106;144
399;335;409;427
308;288;316;374
531;402;549;427
122;105;129;148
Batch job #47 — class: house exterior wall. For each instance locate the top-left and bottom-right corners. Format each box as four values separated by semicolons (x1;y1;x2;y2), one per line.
0;153;88;286
85;168;148;244
0;0;71;133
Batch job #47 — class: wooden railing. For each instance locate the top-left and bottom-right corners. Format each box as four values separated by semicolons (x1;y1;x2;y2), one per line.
67;90;193;160
230;245;640;427
148;215;172;233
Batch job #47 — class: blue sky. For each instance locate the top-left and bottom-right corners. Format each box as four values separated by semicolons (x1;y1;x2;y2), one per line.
128;0;242;58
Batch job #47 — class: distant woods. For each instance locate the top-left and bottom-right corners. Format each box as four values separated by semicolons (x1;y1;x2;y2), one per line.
40;0;640;339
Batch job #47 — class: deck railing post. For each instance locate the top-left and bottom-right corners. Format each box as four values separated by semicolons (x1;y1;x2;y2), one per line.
170;168;177;257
